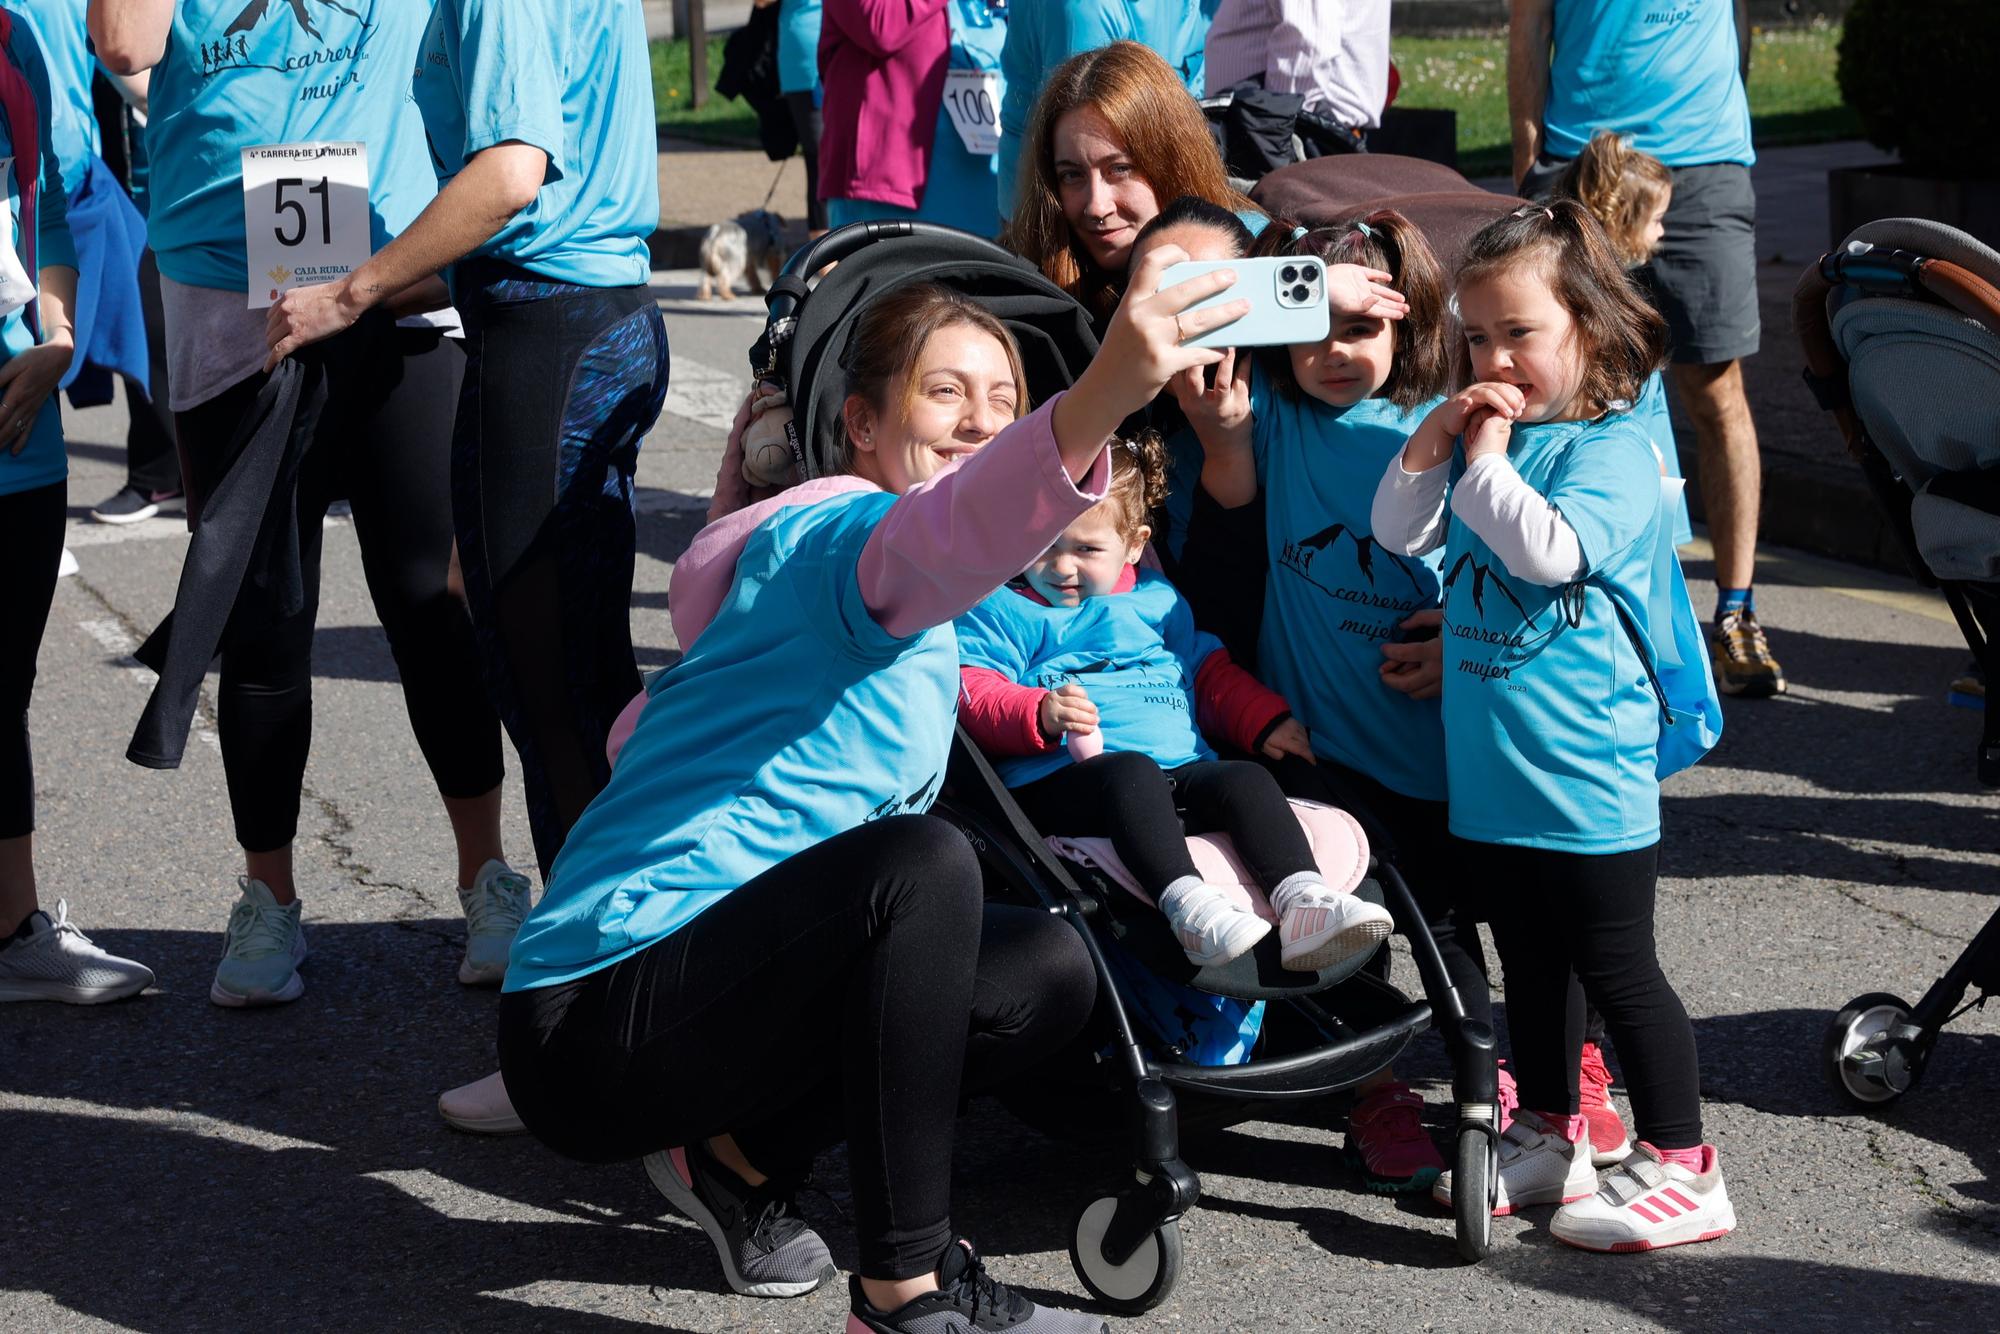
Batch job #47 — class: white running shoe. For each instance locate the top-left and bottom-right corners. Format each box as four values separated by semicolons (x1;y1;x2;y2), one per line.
457;859;532;986
1161;882;1270;967
1434;1109;1597;1215
0;901;154;1004
56;547;78;578
1552;1143;1736;1252
1273;882;1393;971
439;1070;526;1135
210;877;307;1007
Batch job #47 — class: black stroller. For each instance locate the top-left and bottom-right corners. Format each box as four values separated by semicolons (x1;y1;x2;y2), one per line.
745;222;1503;1307
1796;218;2000;1107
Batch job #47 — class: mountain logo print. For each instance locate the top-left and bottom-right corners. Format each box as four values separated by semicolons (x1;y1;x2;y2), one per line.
866;771;942;822
1441;551;1530;622
227;0;363;41
1283;523;1426;594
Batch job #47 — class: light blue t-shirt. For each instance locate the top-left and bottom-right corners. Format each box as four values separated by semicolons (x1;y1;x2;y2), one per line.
1252;380;1447;801
1437;414;1666;852
956;569;1224;788
10;0;95;194
0;13;76;498
506;490;961;992
827;0;1006;239
777;0;822;95
1544;0;1752;168
413;0;657;288
144;0;441;291
1632;370;1693;547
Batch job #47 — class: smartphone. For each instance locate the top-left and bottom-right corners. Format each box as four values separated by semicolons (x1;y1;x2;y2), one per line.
1159;256;1330;350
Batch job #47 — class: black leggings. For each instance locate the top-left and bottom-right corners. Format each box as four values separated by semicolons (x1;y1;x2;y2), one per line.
1013;751;1319;895
499;815;1095;1280
0;482;65;839
174;330;503;852
453;263;668;875
1270;755;1494;1046
785;91;828;232
1480;841;1702;1149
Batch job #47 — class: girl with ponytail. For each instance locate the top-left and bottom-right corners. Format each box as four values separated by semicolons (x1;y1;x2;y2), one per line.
955;433;1393;973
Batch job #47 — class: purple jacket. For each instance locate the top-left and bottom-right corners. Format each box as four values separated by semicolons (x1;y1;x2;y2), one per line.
818;0;949;209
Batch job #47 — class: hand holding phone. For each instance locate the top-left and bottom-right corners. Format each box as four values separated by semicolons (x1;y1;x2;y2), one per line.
1159;256;1332;349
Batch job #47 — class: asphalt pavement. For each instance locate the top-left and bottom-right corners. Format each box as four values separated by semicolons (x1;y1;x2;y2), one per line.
3;276;1997;1332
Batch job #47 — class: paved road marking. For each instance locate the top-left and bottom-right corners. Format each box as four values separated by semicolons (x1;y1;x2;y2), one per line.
77;617;220;754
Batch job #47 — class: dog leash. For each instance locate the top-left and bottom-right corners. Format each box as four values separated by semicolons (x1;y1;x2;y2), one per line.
759;158;787;212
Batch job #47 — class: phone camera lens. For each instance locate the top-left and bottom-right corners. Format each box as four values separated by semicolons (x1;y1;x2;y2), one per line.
1279;265;1299;283
1291;283;1311;303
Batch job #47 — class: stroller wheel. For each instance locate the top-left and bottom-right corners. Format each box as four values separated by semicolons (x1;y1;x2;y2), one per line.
1824;992;1922;1109
1068;1195;1183;1314
1451;1122;1498;1262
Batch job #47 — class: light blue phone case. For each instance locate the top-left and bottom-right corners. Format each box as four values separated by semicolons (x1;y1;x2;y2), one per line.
1158;256;1330;349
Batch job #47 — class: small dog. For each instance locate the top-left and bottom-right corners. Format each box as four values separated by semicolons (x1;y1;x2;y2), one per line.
698;209;786;302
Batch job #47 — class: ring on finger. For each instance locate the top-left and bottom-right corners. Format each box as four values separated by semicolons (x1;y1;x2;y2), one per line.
1173;312;1187;344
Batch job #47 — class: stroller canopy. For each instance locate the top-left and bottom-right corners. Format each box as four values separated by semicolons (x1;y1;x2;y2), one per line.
751;224;1101;480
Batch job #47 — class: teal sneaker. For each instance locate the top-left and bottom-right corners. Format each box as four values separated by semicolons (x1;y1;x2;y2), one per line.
457;859;532;986
209;878;307;1008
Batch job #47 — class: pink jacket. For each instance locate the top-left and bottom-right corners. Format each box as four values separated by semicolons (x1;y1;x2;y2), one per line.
818;0;950;209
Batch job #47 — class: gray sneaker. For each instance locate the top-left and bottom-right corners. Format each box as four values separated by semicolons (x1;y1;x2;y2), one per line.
0;901;154;1004
643;1140;837;1297
849;1239;1108;1333
210;878;307;1007
457;859;531;986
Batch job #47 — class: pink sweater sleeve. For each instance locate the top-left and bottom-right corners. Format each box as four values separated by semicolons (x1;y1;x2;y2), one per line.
959;666;1055;756
858;393;1111;639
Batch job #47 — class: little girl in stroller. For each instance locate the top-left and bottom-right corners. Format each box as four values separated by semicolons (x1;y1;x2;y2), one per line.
956;434;1395;971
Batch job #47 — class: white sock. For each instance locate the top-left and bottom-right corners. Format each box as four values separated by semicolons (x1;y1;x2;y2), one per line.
1157;875;1211;923
1270;871;1331;916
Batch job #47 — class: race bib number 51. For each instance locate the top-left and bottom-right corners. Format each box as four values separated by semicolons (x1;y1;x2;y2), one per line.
242;141;370;309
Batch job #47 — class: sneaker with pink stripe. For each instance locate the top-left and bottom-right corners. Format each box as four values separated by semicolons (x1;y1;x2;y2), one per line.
1551;1143;1736;1252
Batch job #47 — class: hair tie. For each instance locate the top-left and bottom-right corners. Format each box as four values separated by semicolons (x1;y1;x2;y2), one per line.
1353;221;1376;240
1291;224;1309;241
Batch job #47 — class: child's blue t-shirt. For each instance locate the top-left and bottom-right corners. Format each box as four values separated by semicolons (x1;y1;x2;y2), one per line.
143;0;440;291
0;14;75;498
1632;370;1694;547
505;490;961;992
413;0;657;288
1438;414;1666;853
956;569;1223;788
1252;377;1448;802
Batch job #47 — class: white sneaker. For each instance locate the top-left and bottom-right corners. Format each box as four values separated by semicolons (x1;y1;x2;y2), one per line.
0;901;154;1003
1552;1143;1736;1252
57;547;78;578
1272;878;1393;971
1434;1109;1597;1215
439;1070;526;1135
209;877;307;1007
1161;881;1270;967
457;859;531;986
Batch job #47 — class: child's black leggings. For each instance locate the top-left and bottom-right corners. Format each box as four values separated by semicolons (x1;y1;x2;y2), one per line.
499;815;1096;1282
1012;750;1319;894
0;482;64;839
1480;840;1704;1150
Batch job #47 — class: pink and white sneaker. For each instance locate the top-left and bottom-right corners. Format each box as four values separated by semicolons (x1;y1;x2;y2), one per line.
1434;1109;1596;1215
1160;882;1270;967
1273;884;1392;972
1551;1143;1736;1252
1579;1041;1634;1166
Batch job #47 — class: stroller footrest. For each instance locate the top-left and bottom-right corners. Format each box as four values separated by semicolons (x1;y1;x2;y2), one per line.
1154;999;1429;1099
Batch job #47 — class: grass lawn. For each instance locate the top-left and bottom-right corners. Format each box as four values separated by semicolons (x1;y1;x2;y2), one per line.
657;20;1861;173
1392;20;1860;177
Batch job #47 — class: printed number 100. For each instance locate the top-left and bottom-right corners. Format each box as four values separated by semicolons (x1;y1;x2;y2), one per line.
273;177;331;246
946;86;996;125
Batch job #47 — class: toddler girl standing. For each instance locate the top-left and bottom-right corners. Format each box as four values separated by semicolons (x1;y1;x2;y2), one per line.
1373;201;1734;1251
